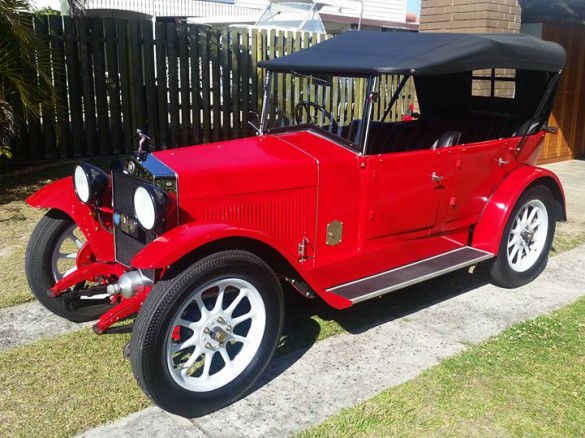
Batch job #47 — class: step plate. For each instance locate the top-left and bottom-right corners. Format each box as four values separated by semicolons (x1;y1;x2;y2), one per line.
327;247;494;304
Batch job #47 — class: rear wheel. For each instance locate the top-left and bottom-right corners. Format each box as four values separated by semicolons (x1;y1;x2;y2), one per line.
25;209;112;322
490;185;555;288
130;250;284;417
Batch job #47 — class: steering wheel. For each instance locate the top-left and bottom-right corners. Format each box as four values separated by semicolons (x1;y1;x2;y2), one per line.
294;101;339;132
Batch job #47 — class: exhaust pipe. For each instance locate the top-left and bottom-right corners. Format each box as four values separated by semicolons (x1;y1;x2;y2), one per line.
107;271;153;299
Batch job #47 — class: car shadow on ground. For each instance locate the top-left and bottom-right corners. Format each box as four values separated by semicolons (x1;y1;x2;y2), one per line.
247;263;493;397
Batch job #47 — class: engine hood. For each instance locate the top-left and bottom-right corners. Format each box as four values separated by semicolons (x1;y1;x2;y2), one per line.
152;135;318;201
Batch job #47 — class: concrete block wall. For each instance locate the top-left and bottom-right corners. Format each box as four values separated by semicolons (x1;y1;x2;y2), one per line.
420;0;521;33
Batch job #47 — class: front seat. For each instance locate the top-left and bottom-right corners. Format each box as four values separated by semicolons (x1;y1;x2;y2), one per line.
431;130;461;150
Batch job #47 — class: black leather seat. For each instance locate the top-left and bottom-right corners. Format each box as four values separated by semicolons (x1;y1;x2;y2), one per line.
431;130;461;149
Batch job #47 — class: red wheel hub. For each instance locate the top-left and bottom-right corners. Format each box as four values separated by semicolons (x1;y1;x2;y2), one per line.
76;243;95;269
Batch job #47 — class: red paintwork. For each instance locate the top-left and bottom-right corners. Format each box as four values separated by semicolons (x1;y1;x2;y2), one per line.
130;220;352;310
472;166;565;254
132;222;300;269
26;177;116;262
93;289;149;334
25;126;565;321
50;262;126;296
132;130;564;305
153;135;318;207
76;243;95;268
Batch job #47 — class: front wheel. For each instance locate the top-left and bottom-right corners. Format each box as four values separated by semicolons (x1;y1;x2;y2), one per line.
490;185;556;288
25;209;113;322
130;250;284;417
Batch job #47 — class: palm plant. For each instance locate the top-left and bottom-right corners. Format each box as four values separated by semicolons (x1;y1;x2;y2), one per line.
0;0;84;162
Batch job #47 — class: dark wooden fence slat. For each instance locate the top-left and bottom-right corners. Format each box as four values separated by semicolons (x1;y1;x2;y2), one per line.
117;19;133;153
91;17;109;156
78;17;96;156
200;27;211;143
240;28;250;137
178;23;190;146
250;30;259;121
155;22;168;149
230;28;240;139
49;16;70;158
63;17;83;157
36;16;56;159
129;20;146;148
188;25;202;145
104;17;122;154
284;32;294;125
211;29;221;142
142;21;158;148
220;27;231;140
166;22;179;148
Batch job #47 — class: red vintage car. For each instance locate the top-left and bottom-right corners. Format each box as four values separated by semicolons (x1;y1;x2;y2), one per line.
25;31;566;416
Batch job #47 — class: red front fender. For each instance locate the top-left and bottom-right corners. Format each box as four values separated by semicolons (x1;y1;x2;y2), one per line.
131;222;352;310
472;166;566;254
131;222;301;270
26;177;115;261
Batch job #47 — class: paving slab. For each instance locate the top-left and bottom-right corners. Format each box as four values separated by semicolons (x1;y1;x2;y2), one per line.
78;244;585;438
0;301;88;352
404;246;585;344
80;315;465;438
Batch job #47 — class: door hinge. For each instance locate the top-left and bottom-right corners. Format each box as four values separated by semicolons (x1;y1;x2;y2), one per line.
298;237;310;262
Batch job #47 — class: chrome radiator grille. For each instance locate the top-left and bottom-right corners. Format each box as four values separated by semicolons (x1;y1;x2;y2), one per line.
112;155;177;267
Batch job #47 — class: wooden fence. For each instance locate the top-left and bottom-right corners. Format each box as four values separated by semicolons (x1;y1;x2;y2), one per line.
10;16;413;162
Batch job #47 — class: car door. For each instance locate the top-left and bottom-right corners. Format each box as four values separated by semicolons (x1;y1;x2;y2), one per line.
444;139;516;229
364;148;459;240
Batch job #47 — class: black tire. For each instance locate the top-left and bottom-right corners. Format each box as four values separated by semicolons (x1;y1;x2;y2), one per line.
490;185;556;288
25;209;112;322
130;250;284;417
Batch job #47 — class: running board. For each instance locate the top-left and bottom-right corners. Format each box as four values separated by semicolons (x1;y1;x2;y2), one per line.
327;247;494;304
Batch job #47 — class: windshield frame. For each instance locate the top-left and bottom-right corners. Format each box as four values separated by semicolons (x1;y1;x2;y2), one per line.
259;71;379;155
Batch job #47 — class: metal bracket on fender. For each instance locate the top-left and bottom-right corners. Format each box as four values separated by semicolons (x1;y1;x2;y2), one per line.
92;289;149;334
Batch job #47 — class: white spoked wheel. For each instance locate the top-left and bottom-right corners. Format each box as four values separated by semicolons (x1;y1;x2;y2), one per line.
506;199;549;273
491;185;556;288
166;278;266;392
51;223;86;281
130;250;284;417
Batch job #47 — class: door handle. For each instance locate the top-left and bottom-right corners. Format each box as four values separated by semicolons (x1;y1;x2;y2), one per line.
497;157;509;166
431;172;444;182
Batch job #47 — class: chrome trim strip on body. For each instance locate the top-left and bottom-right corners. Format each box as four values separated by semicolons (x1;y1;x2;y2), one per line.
326;247;494;304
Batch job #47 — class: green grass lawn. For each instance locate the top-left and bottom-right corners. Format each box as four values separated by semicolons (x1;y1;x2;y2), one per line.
299;296;585;438
0;159;112;308
0;329;149;438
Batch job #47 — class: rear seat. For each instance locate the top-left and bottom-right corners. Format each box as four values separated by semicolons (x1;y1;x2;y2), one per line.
350;112;531;155
421;112;525;144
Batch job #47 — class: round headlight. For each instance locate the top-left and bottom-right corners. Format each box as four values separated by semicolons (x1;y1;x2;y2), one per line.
134;186;157;230
73;163;109;204
74;165;90;203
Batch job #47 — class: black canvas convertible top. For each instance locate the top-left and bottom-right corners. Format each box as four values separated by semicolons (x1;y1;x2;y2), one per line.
258;31;566;75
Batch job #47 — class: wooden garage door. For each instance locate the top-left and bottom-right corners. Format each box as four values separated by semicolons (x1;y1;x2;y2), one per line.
539;23;585;164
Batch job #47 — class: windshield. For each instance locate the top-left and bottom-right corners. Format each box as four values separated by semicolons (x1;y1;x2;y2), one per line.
255;2;326;33
261;72;415;148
